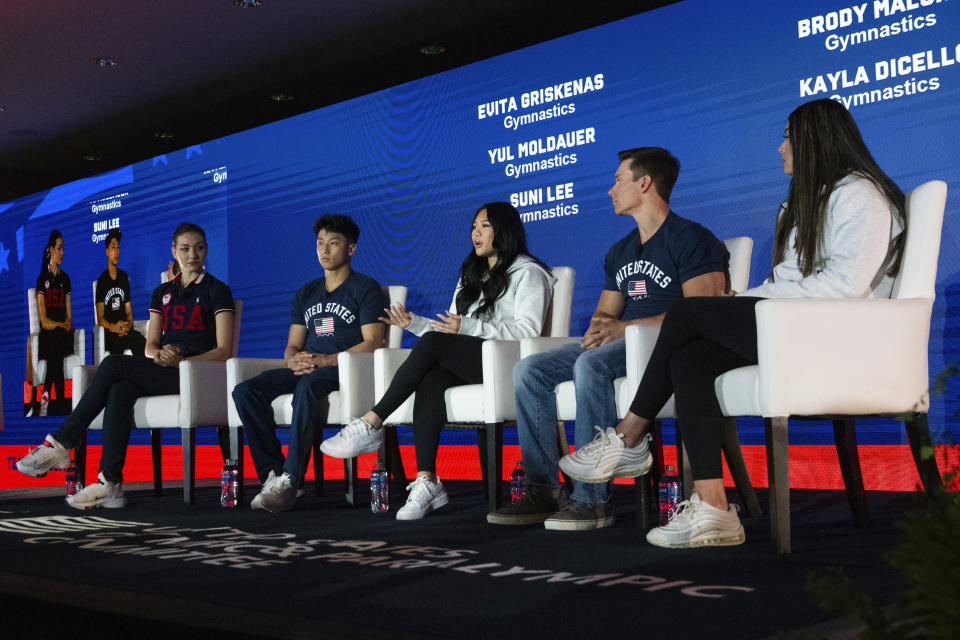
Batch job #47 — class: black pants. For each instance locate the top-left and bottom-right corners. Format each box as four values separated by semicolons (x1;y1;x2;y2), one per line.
38;327;73;405
105;329;147;358
372;332;484;474
54;355;179;483
629;297;761;480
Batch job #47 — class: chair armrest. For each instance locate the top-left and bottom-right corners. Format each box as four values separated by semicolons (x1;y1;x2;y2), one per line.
73;328;86;366
624;324;663;390
481;339;522;422
93;326;106;365
755;297;933;416
226;358;285;426
337;352;375;419
520;336;582;359
71;364;99;411
374;348;412;403
180;361;229;426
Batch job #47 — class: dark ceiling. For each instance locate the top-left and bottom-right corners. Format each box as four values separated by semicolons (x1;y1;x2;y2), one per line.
0;0;676;203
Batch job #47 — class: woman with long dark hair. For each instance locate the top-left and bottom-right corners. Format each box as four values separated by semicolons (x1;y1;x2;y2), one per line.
560;98;906;547
322;202;555;519
17;222;234;509
34;230;74;416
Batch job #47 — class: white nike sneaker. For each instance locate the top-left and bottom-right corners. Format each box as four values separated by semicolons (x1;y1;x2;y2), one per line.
66;472;127;510
559;427;652;483
16;434;71;478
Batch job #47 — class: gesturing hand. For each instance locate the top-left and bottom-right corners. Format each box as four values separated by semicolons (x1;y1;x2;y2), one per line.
379;303;413;329
431;311;462;334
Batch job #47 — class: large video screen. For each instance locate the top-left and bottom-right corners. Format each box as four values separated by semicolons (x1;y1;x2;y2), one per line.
2;0;958;490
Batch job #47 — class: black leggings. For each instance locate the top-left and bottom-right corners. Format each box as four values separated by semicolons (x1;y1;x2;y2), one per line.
39;327;73;402
629;297;761;480
371;331;484;474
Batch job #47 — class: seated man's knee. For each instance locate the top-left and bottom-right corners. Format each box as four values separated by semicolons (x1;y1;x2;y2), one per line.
572;348;610;382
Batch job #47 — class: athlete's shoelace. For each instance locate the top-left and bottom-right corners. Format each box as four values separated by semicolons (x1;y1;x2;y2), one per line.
580;426;618;467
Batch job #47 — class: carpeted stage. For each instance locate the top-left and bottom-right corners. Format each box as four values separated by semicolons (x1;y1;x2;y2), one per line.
0;480;915;639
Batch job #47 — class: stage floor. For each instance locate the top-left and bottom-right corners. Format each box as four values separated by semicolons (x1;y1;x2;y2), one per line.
0;479;919;639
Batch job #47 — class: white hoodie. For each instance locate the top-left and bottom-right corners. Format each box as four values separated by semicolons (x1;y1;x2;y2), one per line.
742;174;903;299
407;254;556;340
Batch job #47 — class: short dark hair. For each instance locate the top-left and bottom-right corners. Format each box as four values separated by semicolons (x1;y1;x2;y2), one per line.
172;222;206;245
616;147;680;202
105;228;122;246
313;214;359;244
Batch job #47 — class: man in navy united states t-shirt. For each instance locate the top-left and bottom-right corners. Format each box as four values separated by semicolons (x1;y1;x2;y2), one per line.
489;147;729;530
232;215;384;512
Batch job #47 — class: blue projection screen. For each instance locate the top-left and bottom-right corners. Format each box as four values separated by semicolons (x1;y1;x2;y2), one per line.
2;0;959;489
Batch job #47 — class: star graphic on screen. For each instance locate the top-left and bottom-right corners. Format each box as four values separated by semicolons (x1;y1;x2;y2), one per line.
153;155;169;167
0;241;9;274
186;146;202;159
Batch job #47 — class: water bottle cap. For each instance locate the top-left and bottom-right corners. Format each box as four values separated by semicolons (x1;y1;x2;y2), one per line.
665;464;675;472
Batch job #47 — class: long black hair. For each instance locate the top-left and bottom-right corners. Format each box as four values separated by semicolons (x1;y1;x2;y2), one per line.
455;202;546;318
39;229;63;276
773;98;906;279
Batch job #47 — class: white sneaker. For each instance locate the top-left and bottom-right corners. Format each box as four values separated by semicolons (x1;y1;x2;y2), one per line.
396;476;448;520
66;472;127;510
16;434;71;478
319;417;383;458
250;470;279;510
257;472;296;513
646;493;745;548
559;427;652;483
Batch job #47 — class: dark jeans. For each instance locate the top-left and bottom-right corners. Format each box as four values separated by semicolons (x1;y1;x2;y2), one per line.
629;297;761;480
371;332;484;474
105;329;147;358
232;367;339;484
54;354;179;483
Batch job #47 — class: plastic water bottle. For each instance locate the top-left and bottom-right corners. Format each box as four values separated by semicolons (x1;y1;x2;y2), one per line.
220;459;239;507
370;462;389;513
658;464;682;526
510;460;525;502
65;463;80;500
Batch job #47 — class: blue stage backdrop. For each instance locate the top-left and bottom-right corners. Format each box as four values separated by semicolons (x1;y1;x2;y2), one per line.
2;0;959;487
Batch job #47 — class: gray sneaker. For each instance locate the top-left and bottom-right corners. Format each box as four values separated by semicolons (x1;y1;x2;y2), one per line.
257;472;296;513
487;484;567;525
544;498;614;531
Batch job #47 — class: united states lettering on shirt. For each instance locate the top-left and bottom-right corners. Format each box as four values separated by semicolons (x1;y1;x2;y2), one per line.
162;301;207;331
42;284;65;307
303;301;356;325
628;280;647;297
614;259;673;290
314;316;335;336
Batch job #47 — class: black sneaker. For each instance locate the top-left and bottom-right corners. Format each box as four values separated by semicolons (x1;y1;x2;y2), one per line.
487;484;567;525
543;498;614;531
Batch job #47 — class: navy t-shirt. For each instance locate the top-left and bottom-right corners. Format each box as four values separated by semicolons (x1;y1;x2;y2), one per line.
149;272;234;357
292;271;383;355
95;268;133;324
604;212;728;320
36;269;71;323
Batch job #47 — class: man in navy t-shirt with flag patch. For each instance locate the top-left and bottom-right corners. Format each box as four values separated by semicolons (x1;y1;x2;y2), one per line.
489;147;729;531
232;214;384;512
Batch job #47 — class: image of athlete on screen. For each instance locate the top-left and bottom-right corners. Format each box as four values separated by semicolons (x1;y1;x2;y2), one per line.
33;230;75;416
95;228;147;358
